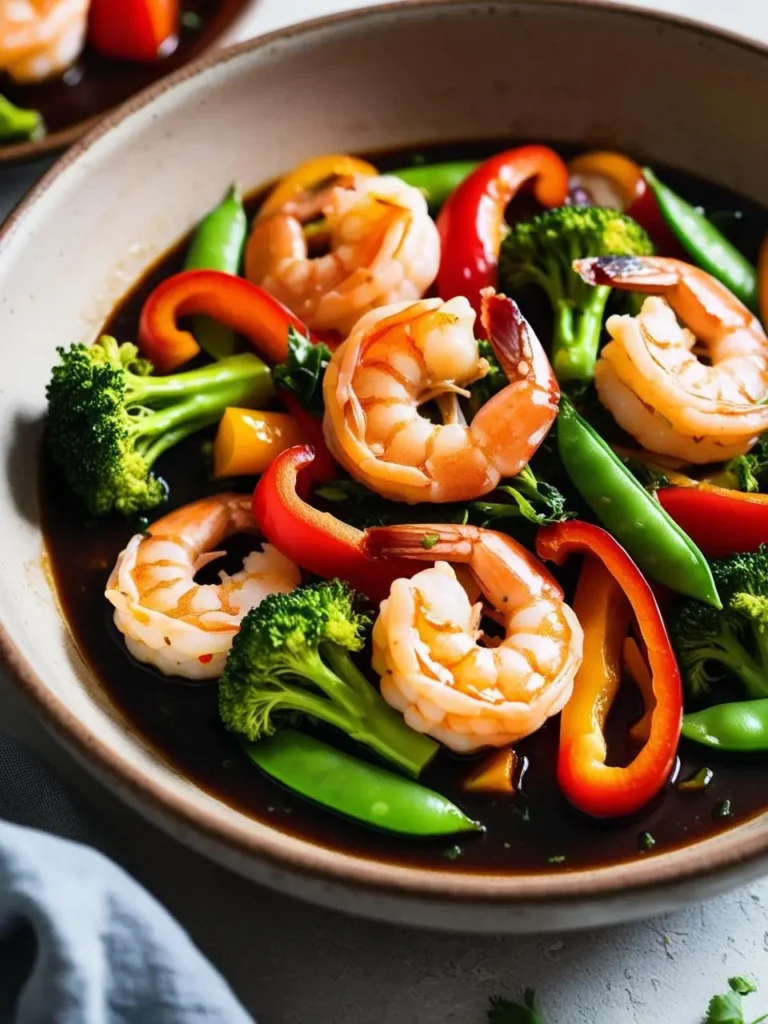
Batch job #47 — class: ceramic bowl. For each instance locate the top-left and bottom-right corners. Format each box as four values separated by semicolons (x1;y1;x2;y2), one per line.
0;0;262;166
2;0;768;933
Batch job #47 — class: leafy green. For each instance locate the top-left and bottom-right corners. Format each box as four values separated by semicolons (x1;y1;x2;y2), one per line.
473;464;573;527
704;977;764;1024
488;990;548;1024
273;326;332;417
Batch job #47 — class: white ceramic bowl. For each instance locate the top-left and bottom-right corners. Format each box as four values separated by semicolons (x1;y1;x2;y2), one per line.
3;0;768;933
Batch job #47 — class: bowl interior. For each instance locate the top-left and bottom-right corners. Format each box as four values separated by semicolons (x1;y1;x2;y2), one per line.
3;0;768;930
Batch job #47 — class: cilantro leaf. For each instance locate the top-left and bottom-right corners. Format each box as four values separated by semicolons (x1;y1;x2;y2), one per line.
474;465;573;527
487;990;548;1024
705;990;745;1024
272;326;331;417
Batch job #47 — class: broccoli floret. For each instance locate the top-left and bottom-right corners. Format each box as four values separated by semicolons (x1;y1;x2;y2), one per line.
670;546;768;700
46;337;270;516
498;206;654;385
712;435;768;493
219;580;438;777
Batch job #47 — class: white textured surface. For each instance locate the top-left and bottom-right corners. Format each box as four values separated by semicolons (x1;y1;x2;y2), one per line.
2;1;768;1022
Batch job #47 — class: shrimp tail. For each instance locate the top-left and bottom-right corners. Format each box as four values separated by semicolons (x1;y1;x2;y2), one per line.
480;288;559;404
365;523;475;562
574;255;679;292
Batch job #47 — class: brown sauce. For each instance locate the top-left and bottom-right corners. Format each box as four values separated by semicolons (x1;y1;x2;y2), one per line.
40;141;768;874
3;1;247;138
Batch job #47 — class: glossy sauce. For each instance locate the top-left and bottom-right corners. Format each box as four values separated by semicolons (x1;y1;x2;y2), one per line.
40;142;768;874
3;1;247;138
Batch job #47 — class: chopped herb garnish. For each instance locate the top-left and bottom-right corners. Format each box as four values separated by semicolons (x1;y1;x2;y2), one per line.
704;976;765;1024
547;854;566;865
422;532;440;549
713;799;733;820
639;831;656;851
444;844;463;861
488;990;548;1024
181;10;205;30
678;766;714;791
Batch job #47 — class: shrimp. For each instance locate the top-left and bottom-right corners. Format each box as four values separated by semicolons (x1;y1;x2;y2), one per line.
105;494;301;681
367;523;583;753
575;256;768;463
322;289;559;503
0;1;89;83
244;173;440;336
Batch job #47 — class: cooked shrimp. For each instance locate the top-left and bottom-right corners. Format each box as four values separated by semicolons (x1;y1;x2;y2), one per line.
322;289;559;503
367;524;583;752
105;494;300;681
0;1;89;83
245;173;440;336
575;256;768;463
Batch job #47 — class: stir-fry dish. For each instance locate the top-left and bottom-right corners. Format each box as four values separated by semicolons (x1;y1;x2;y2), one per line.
0;1;239;146
42;143;768;871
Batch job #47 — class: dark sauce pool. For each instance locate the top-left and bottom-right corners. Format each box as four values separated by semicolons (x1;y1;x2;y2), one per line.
3;1;247;140
40;141;768;874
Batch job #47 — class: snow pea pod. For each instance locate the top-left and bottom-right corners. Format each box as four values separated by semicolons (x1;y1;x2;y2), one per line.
682;699;768;752
244;730;483;836
391;160;479;210
643;168;758;311
185;184;248;360
0;93;42;142
557;400;720;607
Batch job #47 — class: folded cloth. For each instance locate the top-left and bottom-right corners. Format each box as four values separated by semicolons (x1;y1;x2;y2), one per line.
0;732;253;1024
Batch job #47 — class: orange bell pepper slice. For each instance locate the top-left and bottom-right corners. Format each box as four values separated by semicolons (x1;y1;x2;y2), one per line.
213;409;305;478
258;154;378;219
537;521;682;818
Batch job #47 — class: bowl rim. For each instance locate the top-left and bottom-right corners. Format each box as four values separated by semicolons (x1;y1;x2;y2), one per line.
4;0;768;907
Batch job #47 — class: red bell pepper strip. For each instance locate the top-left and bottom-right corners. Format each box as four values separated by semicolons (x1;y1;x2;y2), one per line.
536;520;682;818
88;0;178;62
276;391;337;486
436;146;569;316
658;485;768;558
138;270;316;373
252;445;416;603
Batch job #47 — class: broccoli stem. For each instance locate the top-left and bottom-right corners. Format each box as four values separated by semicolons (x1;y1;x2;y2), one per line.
131;354;270;464
309;644;438;777
701;636;768;700
552;284;611;384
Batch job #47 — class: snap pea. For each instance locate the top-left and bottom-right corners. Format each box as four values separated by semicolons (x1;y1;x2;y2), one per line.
0;93;43;142
557;400;720;606
391;160;479;210
643;168;758;311
184;184;248;360
682;700;768;752
244;730;483;837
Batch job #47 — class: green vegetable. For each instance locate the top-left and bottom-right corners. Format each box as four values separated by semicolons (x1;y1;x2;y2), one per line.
273;326;332;417
715;436;768;494
465;338;510;419
638;831;656;851
704;976;764;1024
46;337;270;516
390;160;479;210
473;464;573;528
677;766;713;790
682;700;768;752
184;184;248;359
0;93;44;143
556;399;720;605
644;168;758;312
670;546;768;699
498;206;654;384
487;990;548;1024
245;729;480;837
219;580;438;777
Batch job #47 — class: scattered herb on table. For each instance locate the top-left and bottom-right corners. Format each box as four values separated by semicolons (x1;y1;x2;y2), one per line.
704;976;765;1024
488;990;548;1024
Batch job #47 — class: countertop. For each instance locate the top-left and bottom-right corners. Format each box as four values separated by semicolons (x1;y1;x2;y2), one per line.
2;2;768;1022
